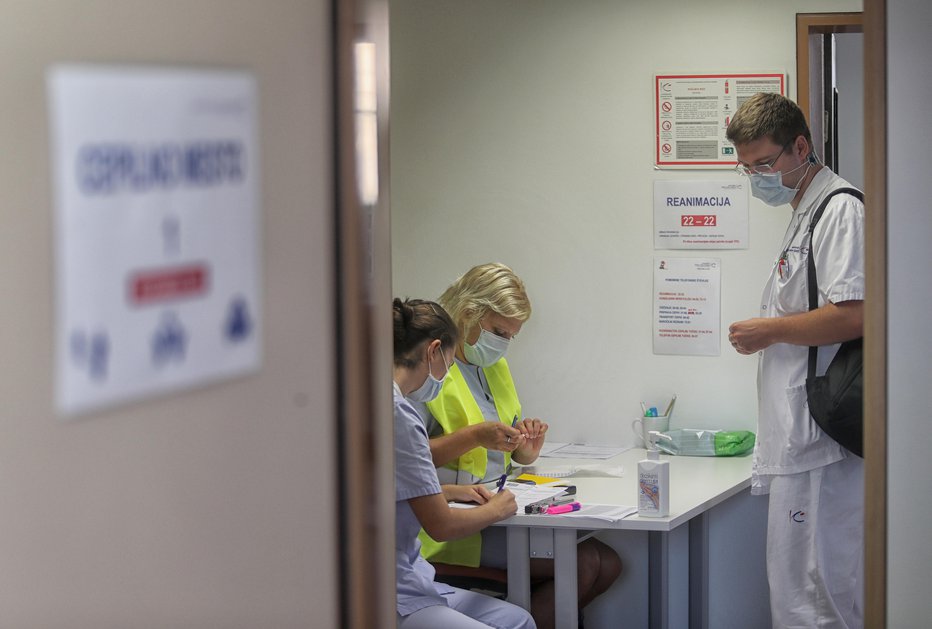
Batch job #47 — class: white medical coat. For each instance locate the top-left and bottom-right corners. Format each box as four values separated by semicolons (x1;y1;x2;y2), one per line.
753;168;865;494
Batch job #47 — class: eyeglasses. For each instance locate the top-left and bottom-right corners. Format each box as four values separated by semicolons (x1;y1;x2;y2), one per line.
734;143;791;176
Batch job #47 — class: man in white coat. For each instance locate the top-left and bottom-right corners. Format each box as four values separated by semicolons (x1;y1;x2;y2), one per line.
727;92;864;629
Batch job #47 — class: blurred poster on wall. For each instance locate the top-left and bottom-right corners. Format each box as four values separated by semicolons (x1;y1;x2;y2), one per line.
48;65;261;416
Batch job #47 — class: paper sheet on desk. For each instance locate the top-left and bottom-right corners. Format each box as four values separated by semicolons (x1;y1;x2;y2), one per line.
448;482;566;511
552;504;638;522
540;442;630;459
517;464;626;479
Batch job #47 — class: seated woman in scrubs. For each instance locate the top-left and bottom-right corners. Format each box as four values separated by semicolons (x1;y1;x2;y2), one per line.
393;297;536;629
417;263;622;629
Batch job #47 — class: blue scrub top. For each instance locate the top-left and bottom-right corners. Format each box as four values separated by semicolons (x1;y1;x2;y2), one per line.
393;383;455;616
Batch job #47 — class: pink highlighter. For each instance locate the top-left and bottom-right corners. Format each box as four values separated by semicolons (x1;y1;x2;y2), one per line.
545;501;581;515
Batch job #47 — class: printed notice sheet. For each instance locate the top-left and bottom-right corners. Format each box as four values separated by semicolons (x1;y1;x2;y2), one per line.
654;73;785;168
653;257;721;356
48;65;261;416
654;180;749;249
540;443;630;459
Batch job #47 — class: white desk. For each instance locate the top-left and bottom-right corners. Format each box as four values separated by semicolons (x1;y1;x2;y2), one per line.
495;448;752;629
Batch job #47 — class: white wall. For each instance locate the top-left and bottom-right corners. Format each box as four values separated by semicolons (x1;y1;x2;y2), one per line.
886;1;932;626
390;0;861;447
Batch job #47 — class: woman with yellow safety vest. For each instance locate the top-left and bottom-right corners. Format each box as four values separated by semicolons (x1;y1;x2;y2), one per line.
416;263;622;629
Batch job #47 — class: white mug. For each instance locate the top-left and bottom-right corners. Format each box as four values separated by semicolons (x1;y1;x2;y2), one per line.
631;416;670;447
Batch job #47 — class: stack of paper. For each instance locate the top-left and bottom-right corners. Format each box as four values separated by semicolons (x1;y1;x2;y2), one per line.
448;482;566;512
555;504;637;522
501;482;567;511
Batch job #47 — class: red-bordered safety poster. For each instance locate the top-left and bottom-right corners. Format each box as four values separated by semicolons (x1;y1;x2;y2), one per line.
654;73;786;169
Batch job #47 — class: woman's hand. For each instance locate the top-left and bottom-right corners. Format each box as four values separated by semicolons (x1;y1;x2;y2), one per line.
442;484;493;505
512;417;548;464
486;489;518;520
472;422;525;452
409;488;517;541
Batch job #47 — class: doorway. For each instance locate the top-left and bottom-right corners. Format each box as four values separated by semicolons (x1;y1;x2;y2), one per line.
796;13;864;185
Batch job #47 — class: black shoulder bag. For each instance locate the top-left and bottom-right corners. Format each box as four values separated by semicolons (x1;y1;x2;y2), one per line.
805;187;864;458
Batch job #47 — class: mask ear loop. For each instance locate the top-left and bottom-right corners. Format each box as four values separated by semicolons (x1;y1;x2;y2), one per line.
428;339;449;380
425;340;438;379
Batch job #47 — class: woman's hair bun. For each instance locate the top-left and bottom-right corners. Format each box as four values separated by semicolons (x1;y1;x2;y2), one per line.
392;297;459;367
393;297;413;327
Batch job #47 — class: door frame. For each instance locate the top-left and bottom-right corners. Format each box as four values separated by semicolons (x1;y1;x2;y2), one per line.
862;1;887;627
798;9;887;628
795;12;864;128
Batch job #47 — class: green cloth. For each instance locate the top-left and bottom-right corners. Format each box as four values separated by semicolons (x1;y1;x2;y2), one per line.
713;430;756;456
655;429;755;457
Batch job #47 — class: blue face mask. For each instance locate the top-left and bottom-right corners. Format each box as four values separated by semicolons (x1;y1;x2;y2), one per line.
406;343;449;403
749;158;813;206
464;325;510;367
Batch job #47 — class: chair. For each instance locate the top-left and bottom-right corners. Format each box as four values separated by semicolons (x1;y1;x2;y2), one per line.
431;562;508;598
431;562;587;627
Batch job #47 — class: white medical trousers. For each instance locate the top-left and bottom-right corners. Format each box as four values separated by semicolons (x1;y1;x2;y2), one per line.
766;455;864;629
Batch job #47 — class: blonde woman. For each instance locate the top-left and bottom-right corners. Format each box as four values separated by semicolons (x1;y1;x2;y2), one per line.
417;263;621;629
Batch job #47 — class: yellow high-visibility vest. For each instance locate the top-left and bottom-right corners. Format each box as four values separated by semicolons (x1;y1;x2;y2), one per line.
418;358;521;566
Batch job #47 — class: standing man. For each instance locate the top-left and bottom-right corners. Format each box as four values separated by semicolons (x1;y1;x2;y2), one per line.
727;92;864;629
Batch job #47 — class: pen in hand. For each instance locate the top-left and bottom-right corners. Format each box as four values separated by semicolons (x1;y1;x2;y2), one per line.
496;473;507;493
504;415;524;448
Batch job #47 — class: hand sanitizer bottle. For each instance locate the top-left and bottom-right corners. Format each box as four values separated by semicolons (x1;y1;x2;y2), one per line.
638;431;670;517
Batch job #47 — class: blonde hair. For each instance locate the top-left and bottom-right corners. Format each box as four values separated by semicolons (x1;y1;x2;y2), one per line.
726;92;812;148
438;263;531;334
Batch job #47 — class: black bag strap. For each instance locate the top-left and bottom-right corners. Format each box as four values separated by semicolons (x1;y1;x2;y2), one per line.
807;187;864;380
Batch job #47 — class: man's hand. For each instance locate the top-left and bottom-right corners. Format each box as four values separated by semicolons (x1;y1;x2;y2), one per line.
729;301;863;355
728;318;774;354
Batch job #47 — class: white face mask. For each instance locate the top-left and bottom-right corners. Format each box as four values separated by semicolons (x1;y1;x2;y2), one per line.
749;157;813;207
463;325;510;367
406;343;449;403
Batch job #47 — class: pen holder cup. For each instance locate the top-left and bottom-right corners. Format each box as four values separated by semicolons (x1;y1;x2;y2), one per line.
631;415;671;448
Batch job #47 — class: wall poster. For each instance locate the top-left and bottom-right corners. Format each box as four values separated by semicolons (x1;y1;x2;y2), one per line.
654;72;786;169
653;179;749;249
653;257;721;356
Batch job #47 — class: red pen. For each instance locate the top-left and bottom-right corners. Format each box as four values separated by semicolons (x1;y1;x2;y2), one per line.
545;501;581;515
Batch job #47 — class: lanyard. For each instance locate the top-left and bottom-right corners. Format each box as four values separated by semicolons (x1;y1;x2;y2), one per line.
776;201;816;280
